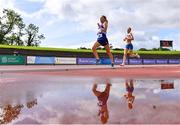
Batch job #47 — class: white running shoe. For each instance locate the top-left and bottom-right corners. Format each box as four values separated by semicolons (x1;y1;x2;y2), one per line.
136;54;140;58
120;63;125;66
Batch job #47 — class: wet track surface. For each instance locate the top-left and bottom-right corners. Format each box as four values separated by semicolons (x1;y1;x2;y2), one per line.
0;68;180;124
0;67;180;124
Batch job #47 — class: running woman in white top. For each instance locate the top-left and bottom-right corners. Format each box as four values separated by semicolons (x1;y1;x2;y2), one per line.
121;27;140;66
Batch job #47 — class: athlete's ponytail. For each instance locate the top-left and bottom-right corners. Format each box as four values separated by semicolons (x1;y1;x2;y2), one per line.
101;15;108;23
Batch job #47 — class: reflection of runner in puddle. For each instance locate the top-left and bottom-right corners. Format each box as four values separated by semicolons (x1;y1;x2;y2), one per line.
92;83;111;124
124;79;135;109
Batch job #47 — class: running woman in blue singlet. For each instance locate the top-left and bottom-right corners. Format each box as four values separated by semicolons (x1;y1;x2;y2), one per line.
121;27;140;66
92;15;114;67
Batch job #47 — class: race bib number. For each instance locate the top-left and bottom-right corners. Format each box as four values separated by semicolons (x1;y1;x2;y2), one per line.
98;33;103;38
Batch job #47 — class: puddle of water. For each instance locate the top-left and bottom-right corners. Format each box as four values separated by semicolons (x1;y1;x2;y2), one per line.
0;73;180;124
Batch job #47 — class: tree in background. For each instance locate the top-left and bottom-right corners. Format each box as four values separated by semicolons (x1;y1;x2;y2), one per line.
15;22;26;46
5;23;25;45
0;9;45;46
0;9;23;44
139;48;148;51
25;24;45;46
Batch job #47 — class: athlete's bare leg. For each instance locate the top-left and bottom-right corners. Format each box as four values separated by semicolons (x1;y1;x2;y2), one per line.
121;49;128;66
104;45;114;65
92;42;101;60
129;51;140;58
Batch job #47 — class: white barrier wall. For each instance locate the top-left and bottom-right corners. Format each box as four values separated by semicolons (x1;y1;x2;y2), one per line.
55;57;76;64
27;56;36;64
27;56;76;64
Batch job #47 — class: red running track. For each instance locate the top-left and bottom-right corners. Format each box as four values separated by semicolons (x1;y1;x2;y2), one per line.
1;65;179;79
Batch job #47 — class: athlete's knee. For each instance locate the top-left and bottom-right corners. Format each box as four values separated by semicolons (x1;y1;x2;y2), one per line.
124;52;129;56
129;53;134;57
107;51;111;54
106;49;111;54
92;46;97;51
92;84;97;91
105;86;111;92
124;50;128;54
92;88;96;93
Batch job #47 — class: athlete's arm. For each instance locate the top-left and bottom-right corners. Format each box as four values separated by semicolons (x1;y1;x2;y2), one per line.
97;23;101;29
100;22;108;32
131;33;134;40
